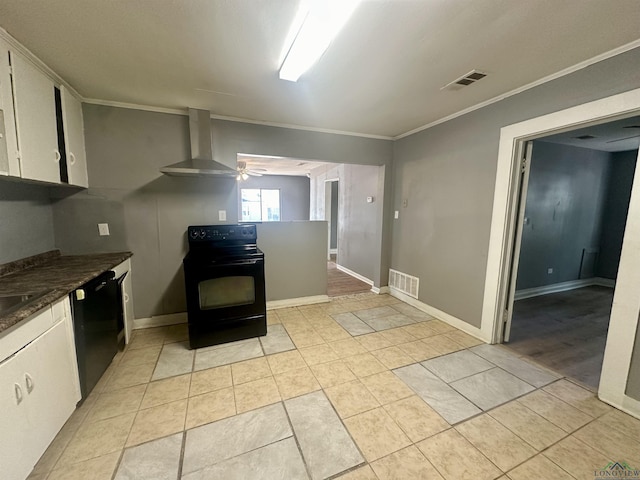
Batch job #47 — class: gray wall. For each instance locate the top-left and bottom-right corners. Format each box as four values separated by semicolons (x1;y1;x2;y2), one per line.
257;222;327;301
597;150;637;279
391;46;640;329
52;104;391;319
0;179;56;264
515;142;611;290
310;163;385;284
237;175;310;222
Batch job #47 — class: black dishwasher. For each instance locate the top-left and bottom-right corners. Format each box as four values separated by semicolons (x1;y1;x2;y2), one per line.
71;270;119;400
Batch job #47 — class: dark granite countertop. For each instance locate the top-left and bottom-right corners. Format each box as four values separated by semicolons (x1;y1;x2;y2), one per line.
0;250;132;334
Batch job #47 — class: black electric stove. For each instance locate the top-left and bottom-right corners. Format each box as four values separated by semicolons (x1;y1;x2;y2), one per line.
183;224;267;349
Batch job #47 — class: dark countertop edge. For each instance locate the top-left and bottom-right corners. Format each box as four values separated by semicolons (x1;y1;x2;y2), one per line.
0;250;62;277
0;252;133;336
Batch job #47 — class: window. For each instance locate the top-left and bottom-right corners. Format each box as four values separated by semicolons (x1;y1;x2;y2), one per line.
241;189;281;222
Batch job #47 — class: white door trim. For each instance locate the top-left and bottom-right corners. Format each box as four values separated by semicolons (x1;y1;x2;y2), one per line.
481;87;640;414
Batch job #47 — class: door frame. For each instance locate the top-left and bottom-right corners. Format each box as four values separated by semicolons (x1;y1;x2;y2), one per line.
324;178;339;260
481;87;640;415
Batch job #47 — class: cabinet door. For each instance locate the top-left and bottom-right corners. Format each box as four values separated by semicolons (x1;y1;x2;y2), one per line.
11;51;60;183
60;85;88;187
0;318;79;480
22;319;79;459
0;353;33;480
0;39;19;177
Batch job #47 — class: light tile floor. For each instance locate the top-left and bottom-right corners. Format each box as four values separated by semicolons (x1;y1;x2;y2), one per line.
29;293;640;480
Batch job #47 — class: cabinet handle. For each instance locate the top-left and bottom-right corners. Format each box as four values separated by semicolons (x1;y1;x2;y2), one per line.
24;373;34;394
69;152;76;165
14;383;23;405
54;150;61;163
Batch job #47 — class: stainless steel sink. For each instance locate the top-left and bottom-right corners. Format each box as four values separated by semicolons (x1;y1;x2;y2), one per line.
0;292;49;316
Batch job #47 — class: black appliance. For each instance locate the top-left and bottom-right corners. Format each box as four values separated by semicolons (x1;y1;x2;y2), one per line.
183;224;267;349
71;270;119;400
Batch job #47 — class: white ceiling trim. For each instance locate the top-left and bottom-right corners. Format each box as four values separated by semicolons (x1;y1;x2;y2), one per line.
82;97;394;140
0;26;83;100
82;98;188;116
207;112;393;140
394;38;640;140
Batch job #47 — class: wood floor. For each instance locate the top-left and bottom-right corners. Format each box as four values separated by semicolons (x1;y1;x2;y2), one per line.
327;259;371;297
504;285;613;389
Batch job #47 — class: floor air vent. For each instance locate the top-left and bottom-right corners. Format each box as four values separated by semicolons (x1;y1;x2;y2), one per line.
389;269;419;298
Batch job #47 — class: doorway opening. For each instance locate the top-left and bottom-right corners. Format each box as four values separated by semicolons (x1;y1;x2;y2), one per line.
502;120;639;389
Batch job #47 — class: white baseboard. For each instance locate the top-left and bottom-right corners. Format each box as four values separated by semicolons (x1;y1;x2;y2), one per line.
133;312;187;330
336;264;374;286
514;277;615;301
598;389;640;421
371;286;390;295
267;295;329;310
389;287;489;343
133;295;330;330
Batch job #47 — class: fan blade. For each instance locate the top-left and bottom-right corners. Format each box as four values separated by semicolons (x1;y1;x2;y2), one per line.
248;171;263;177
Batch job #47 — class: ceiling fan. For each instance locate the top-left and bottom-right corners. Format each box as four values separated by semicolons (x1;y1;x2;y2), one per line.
236;161;267;180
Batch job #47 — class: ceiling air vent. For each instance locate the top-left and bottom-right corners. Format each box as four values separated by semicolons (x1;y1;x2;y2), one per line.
441;70;488;91
574;135;596;140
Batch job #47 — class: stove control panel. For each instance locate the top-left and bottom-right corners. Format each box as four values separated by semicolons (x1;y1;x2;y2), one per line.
188;224;257;242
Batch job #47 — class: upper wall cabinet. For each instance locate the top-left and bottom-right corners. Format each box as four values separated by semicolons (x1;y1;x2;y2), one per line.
11;51;61;184
0;40;19;176
61;86;88;187
0;37;89;188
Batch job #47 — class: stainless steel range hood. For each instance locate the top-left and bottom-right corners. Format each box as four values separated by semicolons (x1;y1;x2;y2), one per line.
160;108;237;177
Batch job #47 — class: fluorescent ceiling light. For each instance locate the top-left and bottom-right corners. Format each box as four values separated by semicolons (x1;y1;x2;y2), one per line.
279;0;362;82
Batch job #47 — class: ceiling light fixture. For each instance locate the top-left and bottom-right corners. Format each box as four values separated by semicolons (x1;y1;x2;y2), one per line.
278;0;362;82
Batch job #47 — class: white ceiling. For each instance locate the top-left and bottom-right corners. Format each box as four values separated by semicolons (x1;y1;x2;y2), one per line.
539;116;640;152
237;153;330;177
0;1;639;138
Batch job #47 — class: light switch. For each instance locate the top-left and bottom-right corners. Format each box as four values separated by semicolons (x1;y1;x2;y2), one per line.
218;210;227;221
98;223;110;236
394;211;399;219
366;196;374;203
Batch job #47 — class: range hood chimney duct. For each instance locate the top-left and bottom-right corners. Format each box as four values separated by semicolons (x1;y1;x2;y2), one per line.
160;108;237;177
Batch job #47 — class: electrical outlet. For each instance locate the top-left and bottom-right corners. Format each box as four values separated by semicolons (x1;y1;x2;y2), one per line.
402;199;408;208
98;223;110;236
547;268;553;274
218;210;227;221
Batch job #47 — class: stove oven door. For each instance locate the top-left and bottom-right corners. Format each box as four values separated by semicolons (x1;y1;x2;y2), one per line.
183;256;266;346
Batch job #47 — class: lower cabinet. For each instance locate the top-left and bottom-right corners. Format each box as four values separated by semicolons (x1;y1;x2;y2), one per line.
0;299;80;480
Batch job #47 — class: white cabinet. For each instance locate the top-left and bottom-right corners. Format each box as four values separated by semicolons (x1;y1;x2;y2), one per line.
0;38;89;187
0;298;80;480
10;51;61;184
60;85;88;187
0;38;19;177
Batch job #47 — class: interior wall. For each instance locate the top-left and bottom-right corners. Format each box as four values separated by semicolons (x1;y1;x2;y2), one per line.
257;222;327;301
597;149;638;279
237;174;310;222
310;163;384;284
53;104;391;319
391;46;640;329
0;179;56;264
515;141;611;290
